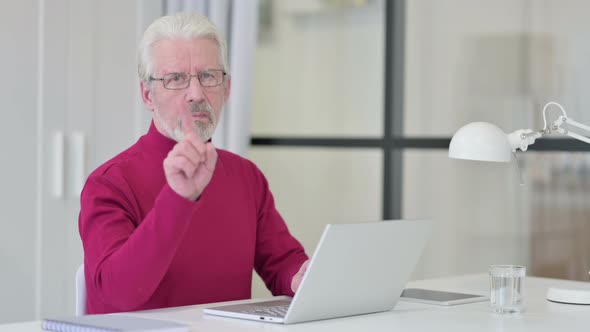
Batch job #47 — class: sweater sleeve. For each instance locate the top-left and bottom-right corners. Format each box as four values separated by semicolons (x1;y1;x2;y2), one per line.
250;164;309;296
79;174;200;311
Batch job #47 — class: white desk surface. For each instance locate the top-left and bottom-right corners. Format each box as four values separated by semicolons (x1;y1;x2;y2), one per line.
4;274;590;331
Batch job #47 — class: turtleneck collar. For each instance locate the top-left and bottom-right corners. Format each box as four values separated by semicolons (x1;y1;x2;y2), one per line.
140;121;177;158
140;120;217;159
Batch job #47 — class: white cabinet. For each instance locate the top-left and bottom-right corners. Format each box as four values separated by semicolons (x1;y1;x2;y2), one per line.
0;0;39;323
0;0;162;323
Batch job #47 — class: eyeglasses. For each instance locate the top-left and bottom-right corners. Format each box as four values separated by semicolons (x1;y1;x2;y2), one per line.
149;69;227;90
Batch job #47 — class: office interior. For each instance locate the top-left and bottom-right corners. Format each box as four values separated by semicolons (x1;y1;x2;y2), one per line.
2;0;589;325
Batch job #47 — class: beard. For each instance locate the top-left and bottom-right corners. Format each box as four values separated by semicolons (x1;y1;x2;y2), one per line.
155;101;217;142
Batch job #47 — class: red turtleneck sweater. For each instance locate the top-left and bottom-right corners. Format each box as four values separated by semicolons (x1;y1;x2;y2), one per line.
79;122;308;314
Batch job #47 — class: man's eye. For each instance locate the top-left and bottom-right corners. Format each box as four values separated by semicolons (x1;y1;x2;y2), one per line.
200;72;212;79
171;74;183;81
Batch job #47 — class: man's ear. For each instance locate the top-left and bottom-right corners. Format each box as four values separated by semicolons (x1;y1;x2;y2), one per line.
140;81;155;112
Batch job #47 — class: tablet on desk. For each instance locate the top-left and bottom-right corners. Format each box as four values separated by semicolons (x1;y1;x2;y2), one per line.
400;288;489;306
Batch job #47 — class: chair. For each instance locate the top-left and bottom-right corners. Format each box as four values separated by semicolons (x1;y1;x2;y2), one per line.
75;264;86;315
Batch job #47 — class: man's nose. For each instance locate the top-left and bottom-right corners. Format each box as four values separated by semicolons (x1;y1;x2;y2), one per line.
185;76;205;103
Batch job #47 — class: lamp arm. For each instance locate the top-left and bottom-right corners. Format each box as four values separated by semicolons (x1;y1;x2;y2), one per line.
507;114;590;152
552;116;590;144
507;129;542;152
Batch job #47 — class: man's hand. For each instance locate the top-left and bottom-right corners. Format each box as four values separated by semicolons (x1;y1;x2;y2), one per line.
163;109;217;201
291;260;310;293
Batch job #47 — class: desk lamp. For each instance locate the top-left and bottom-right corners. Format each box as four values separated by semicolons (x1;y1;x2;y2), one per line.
448;102;590;305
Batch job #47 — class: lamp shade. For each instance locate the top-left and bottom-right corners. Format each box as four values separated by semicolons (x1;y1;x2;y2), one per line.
448;122;512;162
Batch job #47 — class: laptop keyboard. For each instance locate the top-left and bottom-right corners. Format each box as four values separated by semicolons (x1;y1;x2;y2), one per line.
246;305;289;316
240;303;291;317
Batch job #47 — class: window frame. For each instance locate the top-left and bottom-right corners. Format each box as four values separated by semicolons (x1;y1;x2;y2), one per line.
250;0;590;220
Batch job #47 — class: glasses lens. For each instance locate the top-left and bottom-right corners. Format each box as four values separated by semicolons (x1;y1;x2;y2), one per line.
198;70;224;87
163;72;189;89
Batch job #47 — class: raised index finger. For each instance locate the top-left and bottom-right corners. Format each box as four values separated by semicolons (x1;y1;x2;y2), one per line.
178;108;208;160
179;108;199;140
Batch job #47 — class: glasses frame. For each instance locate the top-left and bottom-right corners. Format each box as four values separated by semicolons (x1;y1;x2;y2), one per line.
149;69;227;90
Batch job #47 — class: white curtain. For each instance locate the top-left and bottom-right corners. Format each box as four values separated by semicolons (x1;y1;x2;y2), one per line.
165;0;259;157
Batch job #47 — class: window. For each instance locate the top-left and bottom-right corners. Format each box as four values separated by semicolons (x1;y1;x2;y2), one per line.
249;0;385;297
249;0;590;298
404;0;590;281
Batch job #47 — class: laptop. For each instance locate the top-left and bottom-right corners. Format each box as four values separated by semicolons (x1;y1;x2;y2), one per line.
204;219;432;324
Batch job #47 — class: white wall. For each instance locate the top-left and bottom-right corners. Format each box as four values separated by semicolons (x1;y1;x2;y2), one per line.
0;0;39;323
0;0;162;323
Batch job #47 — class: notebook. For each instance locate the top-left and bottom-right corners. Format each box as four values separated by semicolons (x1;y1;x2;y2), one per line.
42;314;189;332
204;219;432;324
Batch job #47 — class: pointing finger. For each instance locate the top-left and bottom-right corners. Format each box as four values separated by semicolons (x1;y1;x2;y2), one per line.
179;109;199;140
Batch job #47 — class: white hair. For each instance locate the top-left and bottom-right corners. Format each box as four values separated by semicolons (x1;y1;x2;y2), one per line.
137;12;229;82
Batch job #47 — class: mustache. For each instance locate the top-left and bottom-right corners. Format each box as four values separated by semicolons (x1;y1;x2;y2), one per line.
189;102;214;117
189;102;215;126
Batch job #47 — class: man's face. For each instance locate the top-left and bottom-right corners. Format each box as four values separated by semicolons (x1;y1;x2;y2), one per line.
140;38;230;141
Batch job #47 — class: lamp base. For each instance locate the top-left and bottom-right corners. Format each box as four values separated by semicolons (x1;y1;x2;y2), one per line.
547;286;590;304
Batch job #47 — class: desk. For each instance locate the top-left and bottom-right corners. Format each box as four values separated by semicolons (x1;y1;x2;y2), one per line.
3;274;590;331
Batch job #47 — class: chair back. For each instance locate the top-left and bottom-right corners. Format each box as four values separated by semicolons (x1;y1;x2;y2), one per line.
75;264;86;315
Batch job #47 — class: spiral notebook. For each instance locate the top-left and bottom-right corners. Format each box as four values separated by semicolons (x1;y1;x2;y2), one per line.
42;314;189;332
